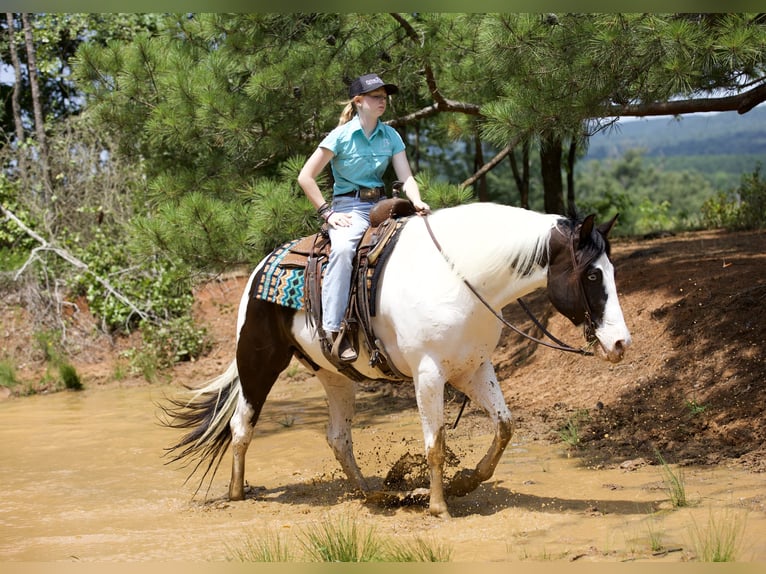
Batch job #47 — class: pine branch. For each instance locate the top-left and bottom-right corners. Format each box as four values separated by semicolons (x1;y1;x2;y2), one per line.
1;203;151;324
606;82;766;117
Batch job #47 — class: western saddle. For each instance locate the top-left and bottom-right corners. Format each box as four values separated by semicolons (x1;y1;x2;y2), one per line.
281;196;417;382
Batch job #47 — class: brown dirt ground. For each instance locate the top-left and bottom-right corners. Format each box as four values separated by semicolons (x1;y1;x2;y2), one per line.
2;228;765;474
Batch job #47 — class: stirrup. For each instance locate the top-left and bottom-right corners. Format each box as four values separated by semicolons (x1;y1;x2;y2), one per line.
331;330;357;363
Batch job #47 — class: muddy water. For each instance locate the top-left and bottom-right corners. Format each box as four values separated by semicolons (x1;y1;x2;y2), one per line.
2;374;765;562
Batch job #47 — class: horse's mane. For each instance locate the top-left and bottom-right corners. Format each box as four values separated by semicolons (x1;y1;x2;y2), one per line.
427;203;560;284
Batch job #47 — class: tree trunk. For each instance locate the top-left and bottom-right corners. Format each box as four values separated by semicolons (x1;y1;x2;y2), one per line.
5;13;27;180
21;13;53;203
566;137;577;215
508;140;530;209
473;130;488;201
540;133;565;214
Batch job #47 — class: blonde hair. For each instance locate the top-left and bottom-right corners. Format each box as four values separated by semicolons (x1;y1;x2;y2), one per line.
338;98;359;126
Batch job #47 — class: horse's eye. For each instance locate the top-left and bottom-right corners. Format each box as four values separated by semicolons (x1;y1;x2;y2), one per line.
587;272;599;282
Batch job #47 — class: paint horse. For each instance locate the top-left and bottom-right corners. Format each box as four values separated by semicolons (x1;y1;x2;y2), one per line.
163;202;631;518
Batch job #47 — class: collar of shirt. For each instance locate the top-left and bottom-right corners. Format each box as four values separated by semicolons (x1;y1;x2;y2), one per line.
348;115;384;141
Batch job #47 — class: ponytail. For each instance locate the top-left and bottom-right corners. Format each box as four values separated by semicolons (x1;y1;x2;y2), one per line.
338;100;356;126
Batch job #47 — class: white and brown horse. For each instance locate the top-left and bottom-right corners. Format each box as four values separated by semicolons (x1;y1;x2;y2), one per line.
162;202;631;518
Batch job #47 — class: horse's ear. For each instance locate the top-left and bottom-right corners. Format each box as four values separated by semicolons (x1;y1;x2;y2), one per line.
597;213;619;238
577;213;596;246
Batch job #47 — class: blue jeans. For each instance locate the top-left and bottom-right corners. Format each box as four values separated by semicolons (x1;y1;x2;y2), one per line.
322;195;374;333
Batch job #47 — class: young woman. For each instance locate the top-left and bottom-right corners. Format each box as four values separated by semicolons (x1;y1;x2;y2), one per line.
298;73;430;362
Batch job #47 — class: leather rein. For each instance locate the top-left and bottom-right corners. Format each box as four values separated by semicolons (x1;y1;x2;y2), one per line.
422;215;594;357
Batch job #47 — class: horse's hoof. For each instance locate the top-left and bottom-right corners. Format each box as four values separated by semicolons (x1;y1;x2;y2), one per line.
446;468;481;497
228;487;245;501
428;503;451;519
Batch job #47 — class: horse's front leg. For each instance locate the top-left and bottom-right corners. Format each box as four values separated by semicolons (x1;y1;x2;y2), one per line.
316;370;369;492
447;360;514;497
414;361;450;518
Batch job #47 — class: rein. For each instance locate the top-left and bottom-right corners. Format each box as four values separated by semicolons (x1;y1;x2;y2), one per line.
422;215;593;357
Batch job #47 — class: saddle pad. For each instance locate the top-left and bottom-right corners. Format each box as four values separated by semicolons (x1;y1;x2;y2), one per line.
254;238;321;310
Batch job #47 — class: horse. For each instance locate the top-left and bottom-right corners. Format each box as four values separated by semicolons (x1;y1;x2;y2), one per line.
162;202;631;518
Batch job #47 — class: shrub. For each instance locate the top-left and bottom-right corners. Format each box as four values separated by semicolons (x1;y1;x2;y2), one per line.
59;362;83;391
0;360;19;389
701;164;766;230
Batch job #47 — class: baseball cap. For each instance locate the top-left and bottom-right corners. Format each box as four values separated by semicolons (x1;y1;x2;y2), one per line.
348;73;399;98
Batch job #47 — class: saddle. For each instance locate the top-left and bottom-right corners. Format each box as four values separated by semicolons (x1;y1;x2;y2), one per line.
268;197;416;381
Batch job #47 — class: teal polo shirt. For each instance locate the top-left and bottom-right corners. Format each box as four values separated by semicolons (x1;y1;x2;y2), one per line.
319;116;406;196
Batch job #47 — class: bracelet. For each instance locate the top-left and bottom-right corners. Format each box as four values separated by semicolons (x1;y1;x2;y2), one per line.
323;209;334;221
317;202;331;219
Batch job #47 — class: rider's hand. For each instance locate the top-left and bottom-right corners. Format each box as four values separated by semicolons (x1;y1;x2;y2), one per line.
412;200;431;215
328;211;353;228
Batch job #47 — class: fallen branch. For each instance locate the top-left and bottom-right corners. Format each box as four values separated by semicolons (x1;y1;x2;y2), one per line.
1;202;151;324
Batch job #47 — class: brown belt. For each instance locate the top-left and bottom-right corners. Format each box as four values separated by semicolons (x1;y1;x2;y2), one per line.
336;187;384;201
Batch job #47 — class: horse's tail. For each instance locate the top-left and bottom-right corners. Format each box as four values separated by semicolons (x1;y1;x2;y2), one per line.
159;359;241;496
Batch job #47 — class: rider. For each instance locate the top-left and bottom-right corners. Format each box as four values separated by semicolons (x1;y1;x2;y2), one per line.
298;73;430;362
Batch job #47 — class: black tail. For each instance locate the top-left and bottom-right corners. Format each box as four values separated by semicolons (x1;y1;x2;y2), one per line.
159;360;240;496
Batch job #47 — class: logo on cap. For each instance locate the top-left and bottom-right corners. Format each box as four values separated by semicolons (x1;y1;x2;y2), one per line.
349;74;399;98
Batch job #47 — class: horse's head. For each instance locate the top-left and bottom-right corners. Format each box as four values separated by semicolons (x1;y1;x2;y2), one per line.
547;214;631;363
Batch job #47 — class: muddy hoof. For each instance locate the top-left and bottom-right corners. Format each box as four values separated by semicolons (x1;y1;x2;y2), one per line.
446;468;482;497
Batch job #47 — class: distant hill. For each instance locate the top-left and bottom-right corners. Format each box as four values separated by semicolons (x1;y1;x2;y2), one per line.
585;105;766;162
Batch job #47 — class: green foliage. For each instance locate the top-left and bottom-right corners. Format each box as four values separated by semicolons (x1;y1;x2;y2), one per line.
576;150;718;235
688;508;748;562
140;315;212;369
384;537;453;562
243;177;318;261
29;329;84;392
0;175;36;266
656;450;689;508
294;517;450;562
132;192;253;273
121;314;212;383
69;13;766;268
34;329;61;363
417;171;475;209
299;517;383;562
71;226;194;333
229;531;293;562
229;519;451;562
700;192;741;229
58;362;83;391
701;164;766;230
558;409;591;449
0;361;20;389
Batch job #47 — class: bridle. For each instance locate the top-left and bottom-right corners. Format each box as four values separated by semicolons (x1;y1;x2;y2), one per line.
423;215;595;357
422;214;600;429
566;230;598;345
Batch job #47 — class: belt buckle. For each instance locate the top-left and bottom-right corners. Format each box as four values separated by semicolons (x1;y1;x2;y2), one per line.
359;187;380;201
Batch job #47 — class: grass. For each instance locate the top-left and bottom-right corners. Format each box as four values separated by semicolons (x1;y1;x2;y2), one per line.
645;515;666;553
0;360;20;389
59;362;83;391
655;450;689;508
228;531;292;562
558;408;590;449
1;340;83;394
229;516;451;562
685;398;708;416
300;516;385;562
688;507;748;562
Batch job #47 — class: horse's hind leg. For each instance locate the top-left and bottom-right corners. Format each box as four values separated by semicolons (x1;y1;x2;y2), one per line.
229;391;255;500
447;360;513;497
315;369;369;492
230;299;295;500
